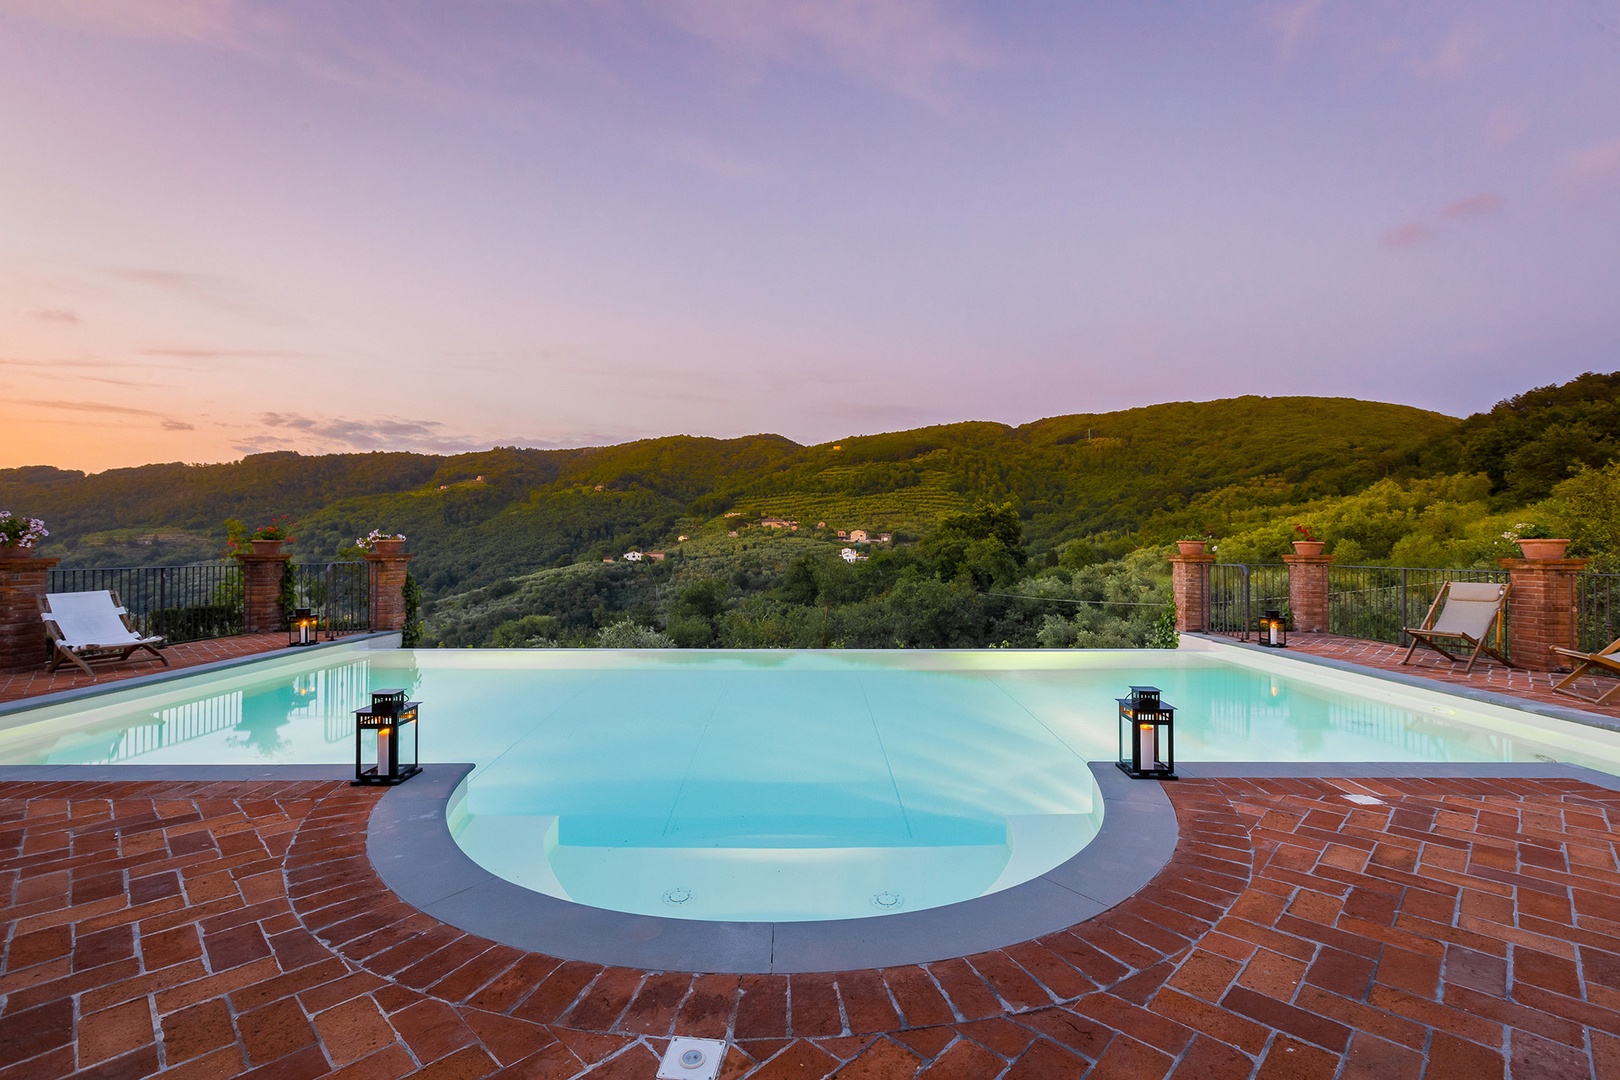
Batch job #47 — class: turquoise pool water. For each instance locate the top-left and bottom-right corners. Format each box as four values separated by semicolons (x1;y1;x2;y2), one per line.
3;642;1616;921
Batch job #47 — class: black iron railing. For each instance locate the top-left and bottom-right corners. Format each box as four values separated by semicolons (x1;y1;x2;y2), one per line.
290;561;373;638
1208;564;1289;639
1576;572;1620;654
1327;565;1509;647
48;562;244;644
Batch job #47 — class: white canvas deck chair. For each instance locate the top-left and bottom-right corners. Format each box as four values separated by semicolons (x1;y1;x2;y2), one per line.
38;590;168;677
1401;581;1510;674
1550;637;1620;706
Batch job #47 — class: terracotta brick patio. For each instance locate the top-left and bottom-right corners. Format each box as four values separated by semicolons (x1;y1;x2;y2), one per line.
0;635;321;706
6;770;1620;1078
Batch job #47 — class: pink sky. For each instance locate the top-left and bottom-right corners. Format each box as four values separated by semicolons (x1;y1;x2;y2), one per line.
2;1;1618;473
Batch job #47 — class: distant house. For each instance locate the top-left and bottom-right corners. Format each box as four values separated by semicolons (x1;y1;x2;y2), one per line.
724;511;742;518
840;548;867;563
593;484;604;491
817;521;827;529
877;533;893;543
647;552;666;562
602;556;616;563
848;529;869;543
727;530;739;538
761;517;798;529
624;551;644;562
836;530;848;539
677;535;689;542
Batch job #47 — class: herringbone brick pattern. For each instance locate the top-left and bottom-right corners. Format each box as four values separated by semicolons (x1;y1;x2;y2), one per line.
5;774;1620;1077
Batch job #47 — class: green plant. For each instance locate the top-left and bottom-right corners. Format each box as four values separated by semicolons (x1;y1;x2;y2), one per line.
1502;522;1554;541
1147;600;1179;649
254;516;297;541
1175;532;1210;542
401;573;424;647
277;561;298;629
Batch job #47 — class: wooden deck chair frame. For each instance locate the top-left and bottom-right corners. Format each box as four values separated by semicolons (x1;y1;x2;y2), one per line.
1550;639;1620;706
1401;580;1511;674
39;590;169;677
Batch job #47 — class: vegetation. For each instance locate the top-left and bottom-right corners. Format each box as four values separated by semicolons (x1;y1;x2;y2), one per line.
4;373;1619;647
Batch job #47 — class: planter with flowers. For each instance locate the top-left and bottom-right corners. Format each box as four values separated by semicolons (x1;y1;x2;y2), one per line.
1291;523;1326;558
1503;523;1570;561
358;531;407;556
1174;533;1212;556
0;511;48;556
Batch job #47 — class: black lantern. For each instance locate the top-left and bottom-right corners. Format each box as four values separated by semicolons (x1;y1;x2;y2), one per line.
290;607;318;647
1117;685;1176;780
353;689;421;786
1257;608;1287;648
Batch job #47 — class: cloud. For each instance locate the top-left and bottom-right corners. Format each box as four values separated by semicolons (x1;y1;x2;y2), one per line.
1411;22;1487;78
0;0;239;44
108;267;299;326
1440;192;1503;219
1262;0;1322;62
659;0;994;109
162;419;196;431
1380;222;1436;250
32;308;79;325
16;399;167;417
1570;136;1620;188
253;412;494;454
139;346;310;360
1485;107;1527;150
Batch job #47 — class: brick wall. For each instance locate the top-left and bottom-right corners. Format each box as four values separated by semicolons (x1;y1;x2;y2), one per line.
239;554;292;633
1502;557;1586;671
1169;554;1215;632
1283;554;1333;633
365;552;413;633
0;554;57;672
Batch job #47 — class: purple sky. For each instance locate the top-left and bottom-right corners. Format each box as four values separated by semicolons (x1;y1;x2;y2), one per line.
3;1;1618;472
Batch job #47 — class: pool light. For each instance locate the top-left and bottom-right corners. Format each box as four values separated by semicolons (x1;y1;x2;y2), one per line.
353;689;422;786
1117;685;1176;780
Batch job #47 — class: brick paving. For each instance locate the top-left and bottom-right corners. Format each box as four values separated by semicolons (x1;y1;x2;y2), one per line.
0;635;310;706
7;773;1620;1078
1229;632;1620;722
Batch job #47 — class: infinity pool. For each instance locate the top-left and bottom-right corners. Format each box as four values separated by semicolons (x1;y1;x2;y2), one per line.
3;640;1617;921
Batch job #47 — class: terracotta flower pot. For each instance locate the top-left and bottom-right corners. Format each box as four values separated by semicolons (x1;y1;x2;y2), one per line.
1515;538;1570;560
368;539;406;556
1175;540;1209;556
1291;540;1326;557
0;542;34;558
250;539;285;555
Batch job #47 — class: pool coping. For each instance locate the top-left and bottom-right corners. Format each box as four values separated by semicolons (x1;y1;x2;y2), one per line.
0;631;402;721
367;761;1175;974
1184;632;1620;734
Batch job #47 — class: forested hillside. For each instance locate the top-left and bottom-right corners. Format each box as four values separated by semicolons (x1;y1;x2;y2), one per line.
5;375;1618;649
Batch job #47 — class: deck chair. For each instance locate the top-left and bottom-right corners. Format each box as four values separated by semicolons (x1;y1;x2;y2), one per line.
39;590;168;677
1550;638;1620;706
1401;581;1511;674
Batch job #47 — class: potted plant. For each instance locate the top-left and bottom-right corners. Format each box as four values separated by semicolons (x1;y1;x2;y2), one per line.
1291;523;1326;558
0;511;48;555
1503;523;1570;561
358;530;407;556
244;517;296;555
1174;533;1211;556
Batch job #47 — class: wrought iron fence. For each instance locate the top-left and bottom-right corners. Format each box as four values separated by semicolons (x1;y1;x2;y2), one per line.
1208;563;1289;639
1327;565;1509;647
1576;572;1620;654
289;561;373;638
48;562;243;644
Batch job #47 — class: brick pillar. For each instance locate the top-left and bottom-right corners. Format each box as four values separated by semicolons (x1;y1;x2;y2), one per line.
1283;553;1334;633
0;554;59;672
240;554;292;633
1169;553;1215;632
365;551;413;633
1501;557;1588;671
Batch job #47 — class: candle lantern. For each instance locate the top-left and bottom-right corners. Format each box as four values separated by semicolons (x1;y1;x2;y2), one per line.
1257;608;1287;648
290;607;318;647
353;689;422;786
1117;685;1176;780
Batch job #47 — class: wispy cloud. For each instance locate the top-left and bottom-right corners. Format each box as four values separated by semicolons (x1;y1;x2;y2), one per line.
1411;22;1487;78
139;346;311;360
1262;0;1322;62
0;0;239;45
660;0;994;110
108;267;300;326
162;419;197;431
252;412;493;454
1440;192;1503;219
31;308;79;325
17;398;168;418
1380;222;1436;250
1569;136;1620;189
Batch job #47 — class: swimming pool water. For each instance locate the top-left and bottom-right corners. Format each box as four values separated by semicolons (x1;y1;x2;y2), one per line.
4;643;1617;921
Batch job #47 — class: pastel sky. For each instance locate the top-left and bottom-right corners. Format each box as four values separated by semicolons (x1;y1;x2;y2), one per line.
3;1;1619;473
